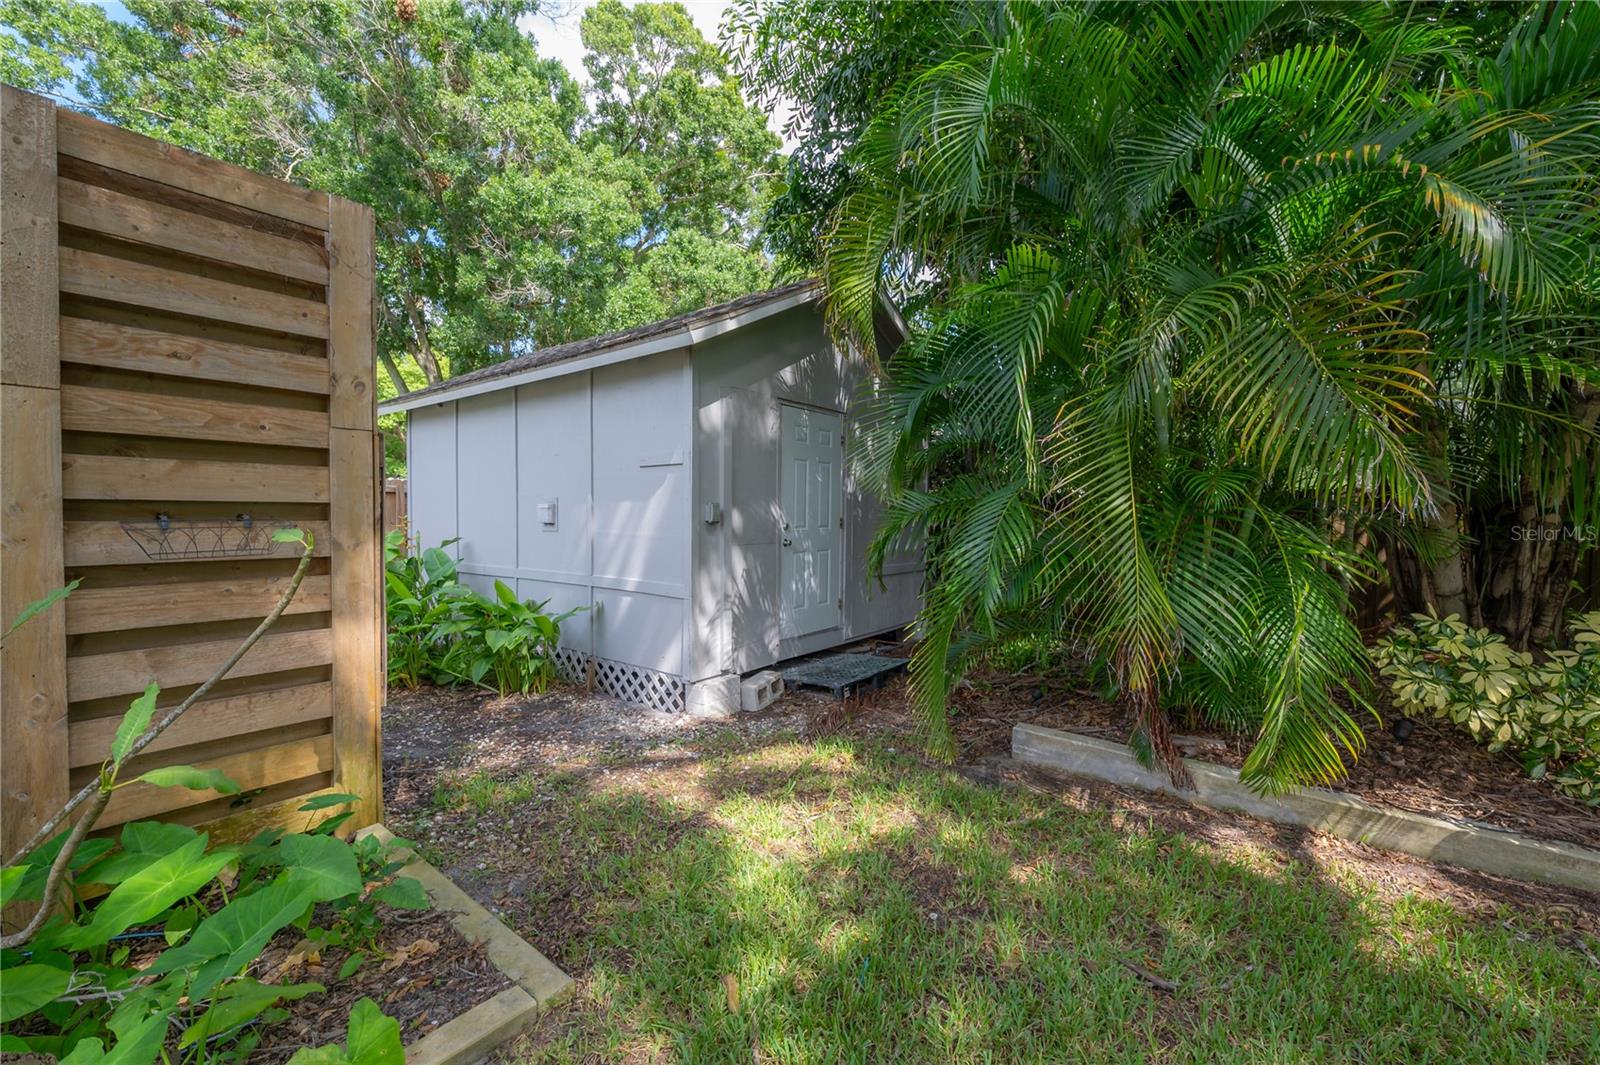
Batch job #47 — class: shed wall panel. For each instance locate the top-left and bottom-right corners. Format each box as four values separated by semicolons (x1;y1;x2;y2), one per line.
407;405;457;553
454;390;517;570
515;373;590;581
591;354;690;594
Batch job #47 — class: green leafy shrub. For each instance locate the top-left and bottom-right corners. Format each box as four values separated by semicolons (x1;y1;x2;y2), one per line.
437;580;580;697
383;531;464;689
384;533;580;696
1;787;425;1062
1;555;420;1063
1374;610;1600;803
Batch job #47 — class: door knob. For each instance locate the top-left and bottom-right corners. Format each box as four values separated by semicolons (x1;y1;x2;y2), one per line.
782;537;793;547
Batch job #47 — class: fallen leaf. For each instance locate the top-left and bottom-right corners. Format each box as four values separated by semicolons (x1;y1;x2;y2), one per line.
722;973;740;1013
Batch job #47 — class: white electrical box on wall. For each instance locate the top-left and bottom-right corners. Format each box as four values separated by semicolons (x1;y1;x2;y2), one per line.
537;500;557;528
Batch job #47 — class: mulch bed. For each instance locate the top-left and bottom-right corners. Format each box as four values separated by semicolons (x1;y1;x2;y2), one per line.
248;907;509;1061
927;670;1600;850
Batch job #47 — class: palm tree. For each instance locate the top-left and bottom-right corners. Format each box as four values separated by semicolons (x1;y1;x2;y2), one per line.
809;1;1600;790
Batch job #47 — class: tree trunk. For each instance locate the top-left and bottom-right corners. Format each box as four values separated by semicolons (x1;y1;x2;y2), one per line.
1426;500;1470;619
404;293;443;386
378;347;409;396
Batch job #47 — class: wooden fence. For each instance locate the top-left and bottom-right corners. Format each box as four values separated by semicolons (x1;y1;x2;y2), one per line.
0;86;383;854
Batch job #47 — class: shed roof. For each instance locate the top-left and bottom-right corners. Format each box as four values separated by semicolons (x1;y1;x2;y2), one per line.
380;280;829;414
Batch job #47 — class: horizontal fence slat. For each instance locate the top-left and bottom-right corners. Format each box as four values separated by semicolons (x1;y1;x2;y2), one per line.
57;110;329;231
66;573;331;635
70;681;333;767
99;734;334;826
67;627;333;702
60;317;330;394
62;453;330;503
64;520;331;567
60;247;329;339
58;177;328;285
61;384;330;448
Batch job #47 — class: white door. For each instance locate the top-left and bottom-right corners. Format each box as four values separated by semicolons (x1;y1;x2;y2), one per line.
779;403;844;637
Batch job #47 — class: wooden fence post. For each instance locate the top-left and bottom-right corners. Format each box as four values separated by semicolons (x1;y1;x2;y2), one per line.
327;197;383;828
0;85;67;863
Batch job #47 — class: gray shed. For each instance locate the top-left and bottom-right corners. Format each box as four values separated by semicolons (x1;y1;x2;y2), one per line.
381;282;922;713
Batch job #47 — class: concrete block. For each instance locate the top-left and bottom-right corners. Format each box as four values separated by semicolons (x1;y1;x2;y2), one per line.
686;673;740;716
740;670;784;712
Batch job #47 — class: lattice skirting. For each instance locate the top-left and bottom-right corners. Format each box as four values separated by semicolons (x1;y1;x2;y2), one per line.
552;648;686;713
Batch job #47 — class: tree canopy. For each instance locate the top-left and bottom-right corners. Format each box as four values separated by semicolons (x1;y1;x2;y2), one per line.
2;0;779;395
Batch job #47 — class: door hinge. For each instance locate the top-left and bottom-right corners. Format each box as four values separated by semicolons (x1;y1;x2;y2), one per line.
838;516;843;529
837;596;843;609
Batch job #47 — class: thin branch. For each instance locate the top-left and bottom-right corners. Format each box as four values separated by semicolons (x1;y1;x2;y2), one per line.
4;539;316;870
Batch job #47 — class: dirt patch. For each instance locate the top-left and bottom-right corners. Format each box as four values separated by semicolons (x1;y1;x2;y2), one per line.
383;681;1600;945
250;907;509;1061
898;670;1600;851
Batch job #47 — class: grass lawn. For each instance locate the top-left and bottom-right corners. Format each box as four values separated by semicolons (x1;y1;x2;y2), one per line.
400;732;1600;1064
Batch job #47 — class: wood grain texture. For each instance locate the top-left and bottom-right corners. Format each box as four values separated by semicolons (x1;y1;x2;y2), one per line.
62;453;330;503
67;626;333;702
0;86;67;861
66;573;331;634
58;177;328;285
69;681;332;766
99;734;334;825
64;520;332;566
57;109;329;230
60;247;329;339
60;316;329;394
329;425;383;827
0;388;69;858
1;86;59;388
327;199;375;431
61;384;330;448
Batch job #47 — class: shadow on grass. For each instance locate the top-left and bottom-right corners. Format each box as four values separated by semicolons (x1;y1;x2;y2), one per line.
410;737;1599;1065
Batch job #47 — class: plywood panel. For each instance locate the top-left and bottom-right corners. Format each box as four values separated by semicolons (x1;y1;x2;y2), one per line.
60;316;330;394
62;453;330;503
69;681;332;767
0;86;67;860
61;384;329;448
66;573;331;634
99;734;335;825
60;247;330;339
57;109;329;230
59;177;328;285
64;520;332;567
68;627;333;702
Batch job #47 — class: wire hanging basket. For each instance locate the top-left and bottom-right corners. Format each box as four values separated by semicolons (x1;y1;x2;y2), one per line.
119;513;296;561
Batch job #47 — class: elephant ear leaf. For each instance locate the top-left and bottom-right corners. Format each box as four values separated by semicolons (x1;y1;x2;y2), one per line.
277;833;363;902
66;835;236;950
152;877;318;1000
110;682;161;768
0;964;70;1023
346;997;404;1065
133;765;240;794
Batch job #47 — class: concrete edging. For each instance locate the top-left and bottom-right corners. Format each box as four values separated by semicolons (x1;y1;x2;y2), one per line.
1011;723;1600;893
357;823;575;1064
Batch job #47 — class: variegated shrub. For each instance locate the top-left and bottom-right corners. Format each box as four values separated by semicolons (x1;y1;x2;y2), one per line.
1375;612;1600;804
